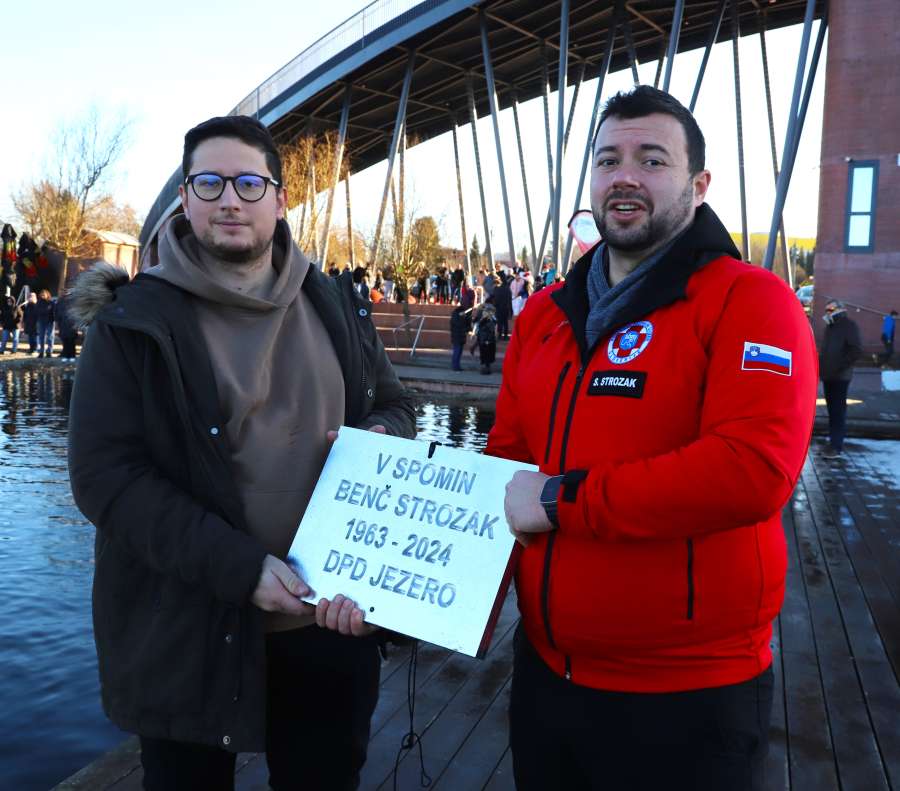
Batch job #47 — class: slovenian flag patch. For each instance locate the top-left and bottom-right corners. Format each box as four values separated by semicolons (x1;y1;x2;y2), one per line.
742;342;792;376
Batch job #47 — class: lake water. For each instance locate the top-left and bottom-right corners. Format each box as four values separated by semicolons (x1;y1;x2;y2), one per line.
0;364;495;791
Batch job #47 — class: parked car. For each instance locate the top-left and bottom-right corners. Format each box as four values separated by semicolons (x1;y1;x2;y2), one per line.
796;284;814;315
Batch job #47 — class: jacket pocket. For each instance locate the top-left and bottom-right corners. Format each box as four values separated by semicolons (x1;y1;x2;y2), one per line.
95;552;210;716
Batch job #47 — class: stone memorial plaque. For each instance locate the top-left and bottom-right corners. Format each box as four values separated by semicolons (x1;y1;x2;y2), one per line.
287;426;537;657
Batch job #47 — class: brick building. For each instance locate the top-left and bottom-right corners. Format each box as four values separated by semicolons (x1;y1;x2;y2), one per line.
814;0;900;352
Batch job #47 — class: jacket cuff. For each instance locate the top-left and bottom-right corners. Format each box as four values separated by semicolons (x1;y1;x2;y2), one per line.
557;469;595;539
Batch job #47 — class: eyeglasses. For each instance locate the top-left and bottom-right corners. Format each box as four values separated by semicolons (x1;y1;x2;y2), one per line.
185;172;280;202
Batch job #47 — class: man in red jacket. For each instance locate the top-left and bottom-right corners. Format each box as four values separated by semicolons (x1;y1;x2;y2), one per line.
487;86;816;790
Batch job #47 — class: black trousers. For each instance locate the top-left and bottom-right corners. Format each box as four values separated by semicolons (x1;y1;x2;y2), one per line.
509;628;773;791
61;334;77;358
823;379;851;451
140;625;381;791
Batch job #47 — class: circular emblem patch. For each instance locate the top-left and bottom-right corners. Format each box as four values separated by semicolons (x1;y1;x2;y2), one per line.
607;320;654;365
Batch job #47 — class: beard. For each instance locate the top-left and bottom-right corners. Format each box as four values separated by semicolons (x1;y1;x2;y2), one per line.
593;180;695;255
196;226;275;265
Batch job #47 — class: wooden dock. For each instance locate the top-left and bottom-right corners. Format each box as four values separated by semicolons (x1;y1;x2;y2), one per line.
56;441;900;790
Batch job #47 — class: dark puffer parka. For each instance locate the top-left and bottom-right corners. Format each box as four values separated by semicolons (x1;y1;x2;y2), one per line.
67;261;415;752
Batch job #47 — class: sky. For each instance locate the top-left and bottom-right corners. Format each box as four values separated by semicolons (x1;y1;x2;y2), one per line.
0;1;827;257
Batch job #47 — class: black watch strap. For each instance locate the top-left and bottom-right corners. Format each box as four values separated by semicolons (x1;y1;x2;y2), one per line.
540;475;564;527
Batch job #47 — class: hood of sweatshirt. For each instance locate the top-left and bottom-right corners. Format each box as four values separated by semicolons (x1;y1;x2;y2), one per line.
149;215;308;308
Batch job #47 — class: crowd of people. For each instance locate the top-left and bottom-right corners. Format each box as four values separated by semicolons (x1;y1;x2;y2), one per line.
323;258;563;376
324;257;562;309
0;288;80;360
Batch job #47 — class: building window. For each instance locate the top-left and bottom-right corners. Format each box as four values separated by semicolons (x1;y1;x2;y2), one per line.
845;160;878;252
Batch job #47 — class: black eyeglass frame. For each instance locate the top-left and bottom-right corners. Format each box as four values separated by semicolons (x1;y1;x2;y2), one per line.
184;172;281;202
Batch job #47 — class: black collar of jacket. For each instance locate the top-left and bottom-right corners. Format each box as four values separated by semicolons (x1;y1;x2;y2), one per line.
551;203;740;359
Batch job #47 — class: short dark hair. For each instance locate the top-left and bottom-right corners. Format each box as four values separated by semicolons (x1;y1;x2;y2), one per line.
182;116;283;185
595;86;706;175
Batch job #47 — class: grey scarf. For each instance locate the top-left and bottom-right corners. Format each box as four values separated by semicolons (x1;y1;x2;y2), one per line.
585;239;675;349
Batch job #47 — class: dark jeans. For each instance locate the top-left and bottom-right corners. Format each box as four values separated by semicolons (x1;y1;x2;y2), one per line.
510;628;773;791
451;343;463;370
497;315;509;339
140;626;381;791
36;321;53;355
823;379;850;451
878;338;894;365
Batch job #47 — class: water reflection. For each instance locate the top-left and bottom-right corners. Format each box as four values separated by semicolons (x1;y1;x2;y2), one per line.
414;399;496;452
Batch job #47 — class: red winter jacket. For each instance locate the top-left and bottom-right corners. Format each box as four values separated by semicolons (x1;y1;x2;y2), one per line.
485;205;817;693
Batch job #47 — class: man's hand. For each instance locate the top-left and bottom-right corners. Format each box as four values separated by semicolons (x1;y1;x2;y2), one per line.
504;470;553;547
250;554;315;616
327;424;386;443
317;425;386;634
315;594;378;637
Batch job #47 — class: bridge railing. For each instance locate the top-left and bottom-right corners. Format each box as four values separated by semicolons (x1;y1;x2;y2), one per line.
230;0;428;118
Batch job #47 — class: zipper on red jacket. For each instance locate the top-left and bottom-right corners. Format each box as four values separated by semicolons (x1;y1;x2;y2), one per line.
557;363;588;472
544;362;572;465
686;539;695;620
540;361;588;673
540;531;558;650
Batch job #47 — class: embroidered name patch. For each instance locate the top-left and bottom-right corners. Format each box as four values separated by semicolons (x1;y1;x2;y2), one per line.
587;370;647;398
741;342;792;376
607;321;653;364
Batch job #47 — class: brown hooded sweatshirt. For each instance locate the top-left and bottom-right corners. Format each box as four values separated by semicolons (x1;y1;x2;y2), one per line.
149;216;344;630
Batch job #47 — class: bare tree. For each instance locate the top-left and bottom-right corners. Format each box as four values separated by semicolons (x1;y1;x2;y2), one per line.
12;106;132;287
279;130;347;263
374;191;444;293
89;196;143;239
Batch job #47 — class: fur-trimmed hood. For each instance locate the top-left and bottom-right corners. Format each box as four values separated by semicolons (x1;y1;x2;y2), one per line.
66;260;131;330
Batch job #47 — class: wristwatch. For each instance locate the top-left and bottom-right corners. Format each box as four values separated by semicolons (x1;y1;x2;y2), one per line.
539;475;564;528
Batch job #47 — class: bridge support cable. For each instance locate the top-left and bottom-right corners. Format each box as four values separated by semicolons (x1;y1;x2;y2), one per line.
511;94;538;275
345;175;354;269
319;85;352;269
551;0;571;271
623;16;640;86
389;132;406;238
296;119;314;252
450;119;471;277
689;0;728;113
466;74;495;272
762;0;824;272
309;144;319;262
759;9;792;285
298;176;310;249
731;0;749;262
653;38;665;89
390;176;398;243
562;0;623;274
479;8;517;273
398;128;406;234
370;50;416;264
662;0;686;93
538;60;586;268
540;45;557;218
